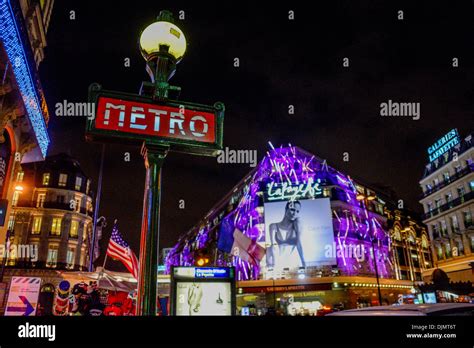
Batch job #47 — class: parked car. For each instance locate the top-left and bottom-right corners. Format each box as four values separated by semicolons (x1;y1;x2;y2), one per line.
326;303;474;316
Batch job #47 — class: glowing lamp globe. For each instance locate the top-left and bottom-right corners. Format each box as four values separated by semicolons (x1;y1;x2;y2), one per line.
139;21;186;62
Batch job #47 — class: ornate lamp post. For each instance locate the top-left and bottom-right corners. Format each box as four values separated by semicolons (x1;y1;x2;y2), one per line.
136;10;187;315
139;10;186;101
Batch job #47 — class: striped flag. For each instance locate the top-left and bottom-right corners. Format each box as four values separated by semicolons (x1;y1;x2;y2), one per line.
106;222;139;279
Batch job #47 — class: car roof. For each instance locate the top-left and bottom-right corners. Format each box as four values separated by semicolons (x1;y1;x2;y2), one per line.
328;303;474;316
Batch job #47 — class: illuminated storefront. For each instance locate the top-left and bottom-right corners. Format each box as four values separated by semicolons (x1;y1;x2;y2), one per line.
166;145;429;314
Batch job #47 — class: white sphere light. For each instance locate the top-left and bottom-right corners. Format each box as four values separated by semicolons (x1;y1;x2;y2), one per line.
140;21;186;61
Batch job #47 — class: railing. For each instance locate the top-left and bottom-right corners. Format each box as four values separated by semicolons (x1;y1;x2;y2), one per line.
422;191;474;220
421;164;473;198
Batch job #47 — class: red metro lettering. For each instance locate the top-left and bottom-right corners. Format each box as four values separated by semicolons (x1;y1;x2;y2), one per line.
95;97;215;143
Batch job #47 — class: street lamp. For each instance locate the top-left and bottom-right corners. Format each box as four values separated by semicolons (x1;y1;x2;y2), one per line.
139;10;186;100
136;10;187;316
357;193;383;306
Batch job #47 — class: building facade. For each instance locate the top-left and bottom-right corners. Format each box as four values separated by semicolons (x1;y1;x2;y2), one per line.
419;130;474;282
7;153;93;270
0;0;54;247
166;146;430;314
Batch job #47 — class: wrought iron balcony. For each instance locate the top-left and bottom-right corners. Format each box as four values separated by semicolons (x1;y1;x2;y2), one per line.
422;191;474;220
421;164;473;198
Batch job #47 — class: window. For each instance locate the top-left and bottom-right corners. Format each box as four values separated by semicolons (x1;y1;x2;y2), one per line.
445;242;452;258
66;249;75;269
16;171;24;182
457;186;465;197
86;180;91;194
36;193;46;208
456;239;464;256
470;180;474;192
434;178;439;186
443;172;450;182
74;198;81;213
12;191;20;206
441;220;447;236
455;165;462;173
432;224;440;239
46;247;58;268
42;173;50;185
51;218;62;236
56;195;65;204
75;176;82;191
427;202;433;211
463;211;472;228
435;199;441;208
396;247;406;266
69;220;79;238
451;215;459;233
58;173;68;187
437;245;444;260
31;216;42;235
445;193;452;203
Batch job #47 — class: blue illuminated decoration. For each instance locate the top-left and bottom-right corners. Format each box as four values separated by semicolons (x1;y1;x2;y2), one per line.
0;0;50;157
195;267;231;278
427;129;459;163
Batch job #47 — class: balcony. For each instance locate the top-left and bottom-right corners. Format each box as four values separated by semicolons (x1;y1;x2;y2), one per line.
422;191;474;220
421;164;473;198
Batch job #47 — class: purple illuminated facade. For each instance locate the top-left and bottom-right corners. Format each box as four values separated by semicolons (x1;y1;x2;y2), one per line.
166;145;397;281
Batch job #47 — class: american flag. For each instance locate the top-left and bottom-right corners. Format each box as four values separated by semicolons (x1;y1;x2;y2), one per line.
106;222;139;279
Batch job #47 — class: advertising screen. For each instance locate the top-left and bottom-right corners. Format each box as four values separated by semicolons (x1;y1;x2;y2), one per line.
423;292;437;304
175;282;232;316
263;197;336;271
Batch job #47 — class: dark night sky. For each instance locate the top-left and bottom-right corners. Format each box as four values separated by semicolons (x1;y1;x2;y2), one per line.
38;1;474;272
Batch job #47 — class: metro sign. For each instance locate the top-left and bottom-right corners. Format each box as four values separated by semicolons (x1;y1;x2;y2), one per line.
86;84;224;156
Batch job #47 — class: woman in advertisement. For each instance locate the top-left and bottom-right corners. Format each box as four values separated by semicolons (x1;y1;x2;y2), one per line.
266;200;306;270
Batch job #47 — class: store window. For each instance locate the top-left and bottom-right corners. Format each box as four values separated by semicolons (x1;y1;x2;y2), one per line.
46;247;58;268
75;176;82;191
69;220;79;238
31;216;42;235
36;193;46;208
42;173;50;186
66;248;75;269
51;218;62;236
58;173;68;187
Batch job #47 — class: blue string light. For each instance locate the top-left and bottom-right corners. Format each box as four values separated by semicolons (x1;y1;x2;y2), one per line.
0;0;50;157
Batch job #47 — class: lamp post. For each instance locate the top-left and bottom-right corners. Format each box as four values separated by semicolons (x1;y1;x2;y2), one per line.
136;10;186;315
356;193;383;306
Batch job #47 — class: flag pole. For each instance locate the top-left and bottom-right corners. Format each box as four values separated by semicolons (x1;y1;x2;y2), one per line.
89;143;106;272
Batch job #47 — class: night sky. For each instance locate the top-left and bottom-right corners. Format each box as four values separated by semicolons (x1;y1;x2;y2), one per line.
39;1;474;272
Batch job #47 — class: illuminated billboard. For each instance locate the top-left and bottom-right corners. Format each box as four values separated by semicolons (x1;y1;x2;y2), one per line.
263;197;336;273
171;267;236;316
